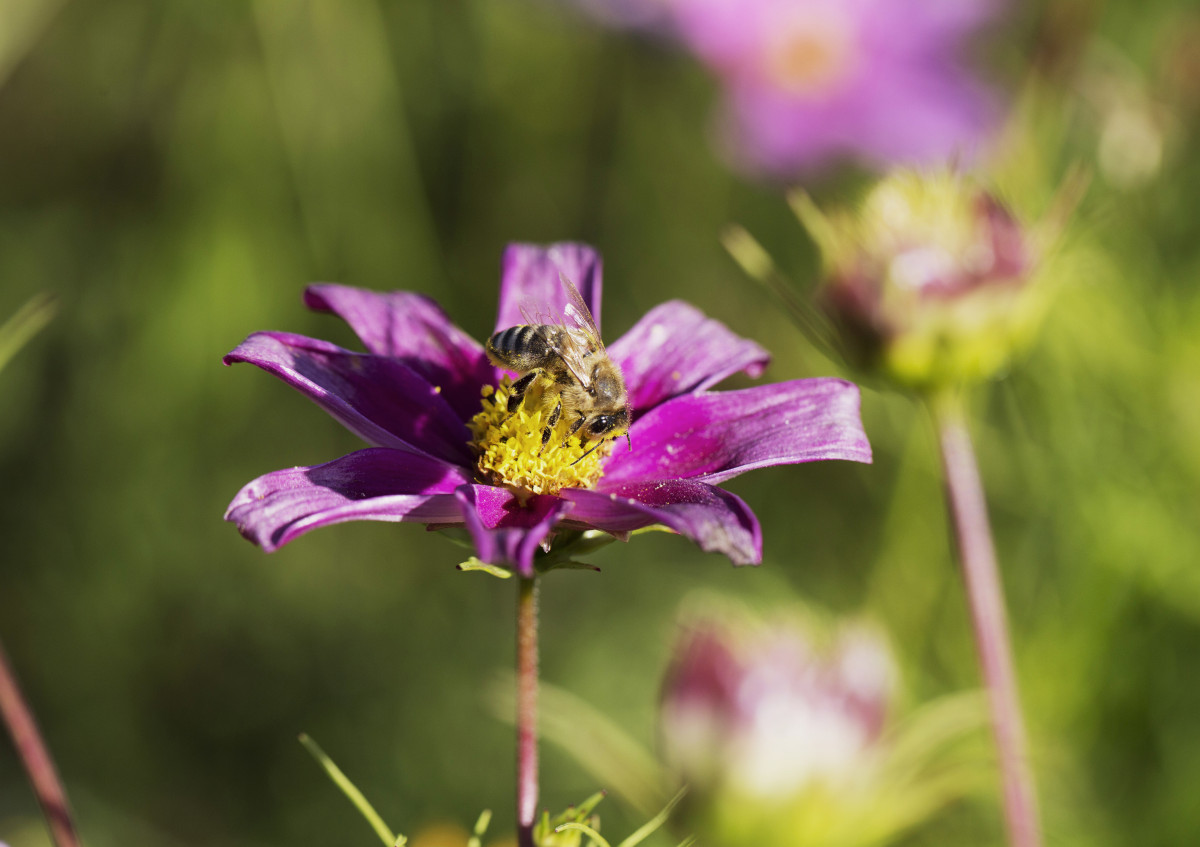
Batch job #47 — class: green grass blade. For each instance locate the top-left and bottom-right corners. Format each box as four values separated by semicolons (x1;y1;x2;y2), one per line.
467;809;491;847
0;293;57;375
299;733;397;847
555;822;612;847
616;786;687;847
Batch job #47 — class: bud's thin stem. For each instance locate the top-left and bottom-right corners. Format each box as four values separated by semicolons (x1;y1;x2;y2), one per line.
0;640;82;847
931;392;1041;847
516;575;540;847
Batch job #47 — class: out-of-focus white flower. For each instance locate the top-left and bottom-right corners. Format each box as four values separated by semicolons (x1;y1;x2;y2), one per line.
659;608;985;847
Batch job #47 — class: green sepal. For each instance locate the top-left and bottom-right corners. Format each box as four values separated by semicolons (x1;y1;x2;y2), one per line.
533;529;616;575
457;557;514;579
537;559;601;574
629;525;675;537
431;526;478;551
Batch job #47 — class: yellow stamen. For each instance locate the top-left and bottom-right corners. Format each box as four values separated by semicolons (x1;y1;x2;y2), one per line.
468;377;610;500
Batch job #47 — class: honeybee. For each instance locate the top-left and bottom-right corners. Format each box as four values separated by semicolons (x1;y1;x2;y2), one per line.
486;272;631;461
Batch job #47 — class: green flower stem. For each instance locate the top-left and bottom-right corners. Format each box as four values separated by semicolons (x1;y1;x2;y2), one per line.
516;575;540;847
931;392;1041;847
0;640;82;847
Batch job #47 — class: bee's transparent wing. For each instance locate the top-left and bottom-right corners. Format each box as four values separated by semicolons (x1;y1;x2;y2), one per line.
557;272;605;351
517;300;560;329
555;272;604;387
510;273;601;389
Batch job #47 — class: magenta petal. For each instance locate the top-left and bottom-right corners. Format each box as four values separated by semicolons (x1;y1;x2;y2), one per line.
225;331;473;465
565;480;762;566
226;448;470;552
494;243;604;335
455;485;572;577
608;301;769;412
304;284;496;420
603;379;871;485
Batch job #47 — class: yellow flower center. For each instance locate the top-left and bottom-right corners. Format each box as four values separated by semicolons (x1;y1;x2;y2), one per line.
468;377;610;499
762;13;856;97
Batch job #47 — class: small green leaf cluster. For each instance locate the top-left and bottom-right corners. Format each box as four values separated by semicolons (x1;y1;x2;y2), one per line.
299;732;690;847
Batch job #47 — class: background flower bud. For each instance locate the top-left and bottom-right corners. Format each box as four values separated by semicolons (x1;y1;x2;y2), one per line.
659;612;905;847
799;170;1048;391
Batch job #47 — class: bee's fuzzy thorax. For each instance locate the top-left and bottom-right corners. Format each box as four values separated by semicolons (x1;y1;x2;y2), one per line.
468;377;611;499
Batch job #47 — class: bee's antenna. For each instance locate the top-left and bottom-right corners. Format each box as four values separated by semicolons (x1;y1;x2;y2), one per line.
571;441;604;466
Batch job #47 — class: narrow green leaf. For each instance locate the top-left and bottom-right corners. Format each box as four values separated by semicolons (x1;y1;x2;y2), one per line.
616;786;687;847
786;190;840;265
575;790;608;818
0;293;57;375
884;691;988;777
298;733;398;847
467;809;491;847
489;676;666;817
457;558;513;578
555;822;612;847
674;837;697;847
720;224;838;360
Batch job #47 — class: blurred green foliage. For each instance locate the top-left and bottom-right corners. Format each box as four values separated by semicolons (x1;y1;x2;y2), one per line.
1;1;1199;846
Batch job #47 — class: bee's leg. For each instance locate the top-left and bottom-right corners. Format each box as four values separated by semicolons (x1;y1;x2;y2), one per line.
538;399;562;454
507;371;540;414
558;413;587;449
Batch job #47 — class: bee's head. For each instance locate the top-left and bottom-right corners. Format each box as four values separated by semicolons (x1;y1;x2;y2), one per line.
587;406;630;440
570;407;633;466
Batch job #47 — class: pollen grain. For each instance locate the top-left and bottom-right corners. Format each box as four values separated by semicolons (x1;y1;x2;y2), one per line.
468;378;609;498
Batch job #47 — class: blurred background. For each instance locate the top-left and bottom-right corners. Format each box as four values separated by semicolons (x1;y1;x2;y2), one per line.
1;0;1199;845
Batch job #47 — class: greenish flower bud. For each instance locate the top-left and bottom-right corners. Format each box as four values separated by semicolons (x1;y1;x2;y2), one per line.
659;608;985;847
798;170;1048;392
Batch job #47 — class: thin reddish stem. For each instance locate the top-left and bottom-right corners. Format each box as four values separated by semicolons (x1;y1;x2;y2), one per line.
933;393;1042;847
0;640;82;847
516;575;540;847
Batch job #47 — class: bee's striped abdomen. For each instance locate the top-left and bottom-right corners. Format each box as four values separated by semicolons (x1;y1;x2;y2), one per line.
486;325;553;373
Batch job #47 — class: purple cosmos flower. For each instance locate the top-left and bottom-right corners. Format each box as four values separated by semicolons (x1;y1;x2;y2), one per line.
224;242;870;572
580;0;1001;176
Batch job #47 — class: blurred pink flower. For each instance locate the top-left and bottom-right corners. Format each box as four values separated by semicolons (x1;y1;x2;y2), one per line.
657;611;979;846
661;616;894;798
582;0;1003;177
